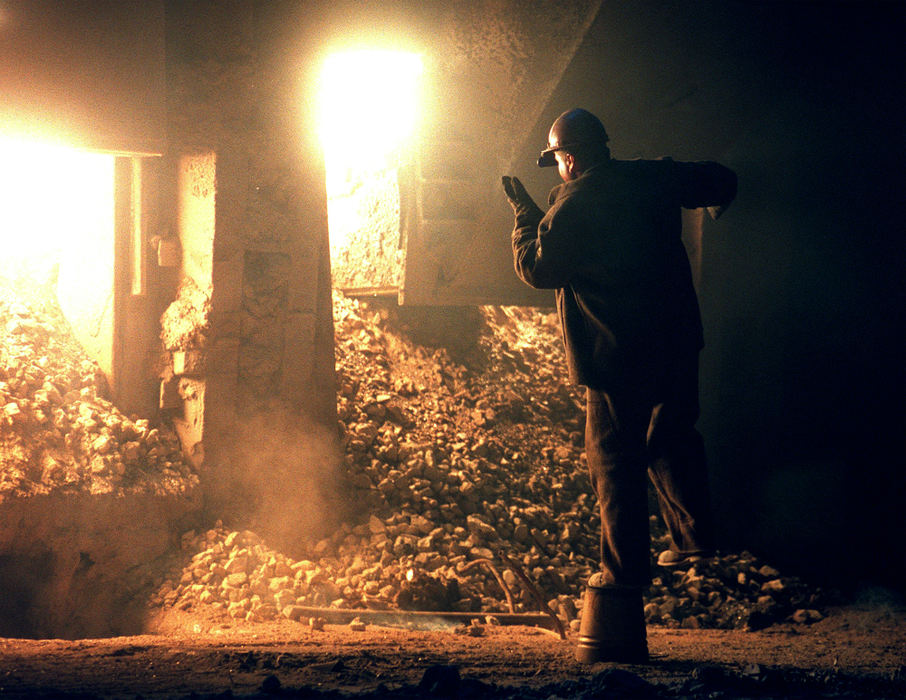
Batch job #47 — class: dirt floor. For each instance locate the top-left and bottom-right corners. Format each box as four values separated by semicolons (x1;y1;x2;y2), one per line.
0;602;903;699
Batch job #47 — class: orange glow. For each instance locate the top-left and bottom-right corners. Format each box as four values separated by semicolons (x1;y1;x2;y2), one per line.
318;51;423;254
318;50;423;178
0;136;114;285
0;135;115;374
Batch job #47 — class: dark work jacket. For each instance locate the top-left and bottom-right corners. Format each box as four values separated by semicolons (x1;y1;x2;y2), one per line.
511;158;736;392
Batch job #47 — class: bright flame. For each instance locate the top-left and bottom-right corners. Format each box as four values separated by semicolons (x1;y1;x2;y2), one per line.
318;50;423;184
0;136;115;374
0;136;114;285
406;568;414;582
317;50;423;256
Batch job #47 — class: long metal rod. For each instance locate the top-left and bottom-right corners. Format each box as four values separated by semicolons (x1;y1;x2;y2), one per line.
461;558;517;613
492;548;568;640
288;606;562;632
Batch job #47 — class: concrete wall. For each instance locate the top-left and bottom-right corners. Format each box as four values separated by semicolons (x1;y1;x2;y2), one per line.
162;1;339;541
513;0;905;590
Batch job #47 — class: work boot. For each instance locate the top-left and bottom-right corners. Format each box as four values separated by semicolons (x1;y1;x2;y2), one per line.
576;574;648;664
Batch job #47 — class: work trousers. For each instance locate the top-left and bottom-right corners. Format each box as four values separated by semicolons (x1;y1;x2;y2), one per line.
584;350;715;586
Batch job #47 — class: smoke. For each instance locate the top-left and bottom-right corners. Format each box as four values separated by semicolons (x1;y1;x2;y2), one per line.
202;407;347;560
854;586;904;612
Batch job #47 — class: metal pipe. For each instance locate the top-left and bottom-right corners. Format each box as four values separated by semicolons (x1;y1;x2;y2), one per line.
492;548;568;640
288;606;562;632
461;558;517;613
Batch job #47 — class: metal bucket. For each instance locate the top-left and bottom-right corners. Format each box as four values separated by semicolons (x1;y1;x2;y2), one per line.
576;582;648;663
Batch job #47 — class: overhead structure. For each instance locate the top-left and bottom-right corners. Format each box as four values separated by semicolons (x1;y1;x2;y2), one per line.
323;0;604;306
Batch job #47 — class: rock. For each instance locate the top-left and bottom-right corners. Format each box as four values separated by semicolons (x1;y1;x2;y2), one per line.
758;565;781;579
273;589;295;610
227;601;248;618
513;523;530;543
3;401;22;423
282;606;305;621
418;665;460;696
681;615;701;629
410;514;433;535
26;288;827;632
587;669;654;698
367;515;386;534
569;619;581;632
791;608;823;624
225;555;249;575
223;572;248;588
253;604;278;620
466;514;498;541
762;579;786;593
259;675;281;694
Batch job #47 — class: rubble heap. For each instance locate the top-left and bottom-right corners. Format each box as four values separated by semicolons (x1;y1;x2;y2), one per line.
0;281;197;499
0;278;832;631
157;292;832;631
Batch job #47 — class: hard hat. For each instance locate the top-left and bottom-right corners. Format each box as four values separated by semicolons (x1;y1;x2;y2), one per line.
538;108;609;167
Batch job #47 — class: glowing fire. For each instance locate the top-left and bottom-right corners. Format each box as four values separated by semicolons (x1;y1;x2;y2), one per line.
317;50;423;253
406;568;414;582
0;136;114;285
0;135;115;374
318;50;423;178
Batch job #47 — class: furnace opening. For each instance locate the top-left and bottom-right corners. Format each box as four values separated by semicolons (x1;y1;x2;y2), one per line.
318;50;423;293
0;137;116;376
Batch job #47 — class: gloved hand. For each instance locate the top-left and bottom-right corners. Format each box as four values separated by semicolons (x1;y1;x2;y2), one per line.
502;175;544;221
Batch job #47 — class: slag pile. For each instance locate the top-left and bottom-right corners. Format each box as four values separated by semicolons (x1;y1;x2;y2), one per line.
0;282;197;499
160;293;831;631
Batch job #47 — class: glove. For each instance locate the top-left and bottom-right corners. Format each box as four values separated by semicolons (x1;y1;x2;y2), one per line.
502;175;544;221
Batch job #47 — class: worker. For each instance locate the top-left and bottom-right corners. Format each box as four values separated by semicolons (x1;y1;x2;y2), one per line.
502;108;736;662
